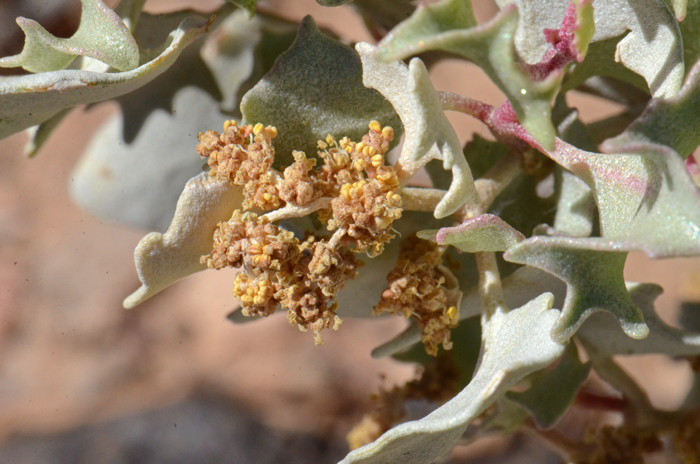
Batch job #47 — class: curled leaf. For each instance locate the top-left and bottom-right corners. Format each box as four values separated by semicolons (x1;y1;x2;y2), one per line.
123;173;243;309
0;0;139;73
602;59;700;159
504;236;648;343
578;282;700;356
356;42;478;218
419;214;525;252
0;15;211;141
342;293;565;464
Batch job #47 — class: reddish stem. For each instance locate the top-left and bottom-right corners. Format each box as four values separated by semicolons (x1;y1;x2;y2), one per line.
575;391;628;412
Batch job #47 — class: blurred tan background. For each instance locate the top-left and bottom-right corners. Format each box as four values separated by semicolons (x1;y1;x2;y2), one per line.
1;0;700;463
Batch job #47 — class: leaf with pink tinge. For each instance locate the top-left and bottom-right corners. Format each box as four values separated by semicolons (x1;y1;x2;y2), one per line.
377;2;562;151
496;0;684;97
341;293;565;464
578;282;700;356
356;42;478;218
124;173;243;309
0;16;211;141
504;236;649;343
547;140;700;258
601;60;700;159
419;214;525;253
0;0;138;73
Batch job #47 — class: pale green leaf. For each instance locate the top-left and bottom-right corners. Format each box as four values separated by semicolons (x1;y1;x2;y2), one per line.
506;343;591;429
419;214;525;252
578;282;700;356
680;0;700;71
0;0;139;73
562;35;650;94
123;173;243;309
504;236;649;343
342;293;565;464
0;16;211;141
602;60;700;159
240;16;402;168
71;88;228;233
547;140;700;258
552;167;595;237
496;0;684;97
226;0;257;17
356;43;478;218
377;3;562;151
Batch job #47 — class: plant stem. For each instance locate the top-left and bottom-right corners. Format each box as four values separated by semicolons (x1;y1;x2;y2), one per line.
439;91;494;123
400;187;446;212
263;197;332;223
475;251;505;319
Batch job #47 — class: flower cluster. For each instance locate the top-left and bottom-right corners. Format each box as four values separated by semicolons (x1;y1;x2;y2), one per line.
198;120;403;343
374;235;461;356
584;425;663;464
346;354;461;450
203;211;361;344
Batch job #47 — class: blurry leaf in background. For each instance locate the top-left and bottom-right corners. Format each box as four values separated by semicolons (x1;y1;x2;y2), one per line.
70;11;297;232
241;16;403;169
0;0;139;73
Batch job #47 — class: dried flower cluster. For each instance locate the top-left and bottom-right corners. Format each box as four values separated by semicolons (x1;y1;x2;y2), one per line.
584;425;663;464
198;120;405;344
346;354;461;450
374;235;461;356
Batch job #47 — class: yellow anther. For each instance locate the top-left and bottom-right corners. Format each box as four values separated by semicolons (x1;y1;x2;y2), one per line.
371;154;383;167
345;146;353;154
223;119;237;131
362;146;371;156
265;126;278;139
369;120;382;132
326;134;335;145
381;126;394;140
253;123;264;135
446;306;458;320
356;142;366;152
368;146;377;157
318;140;328;150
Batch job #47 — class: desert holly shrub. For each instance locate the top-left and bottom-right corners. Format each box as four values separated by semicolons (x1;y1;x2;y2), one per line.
3;0;700;462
